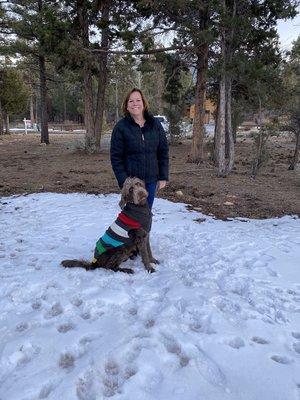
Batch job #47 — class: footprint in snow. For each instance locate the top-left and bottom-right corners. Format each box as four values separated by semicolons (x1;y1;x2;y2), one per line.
225;337;245;349
15;322;29;332
102;359;121;397
292;332;300;339
46;244;57;250
102;346;140;396
57;322;75;333
28;261;37;267
76;371;96;400
251;336;270;345
296;384;300;400
38;382;56;399
293;343;300;354
79;333;102;346
267;268;278;277
163;336;181;355
287;289;298;295
71;297;83;307
271;355;293;364
144;319;155;329
161;333;190;368
15;247;25;253
31;300;42;310
105;359;119;376
80;311;91;320
123;364;138;380
128;307;137;316
293;297;300;303
44;302;63;319
59;352;75;370
194;344;227;387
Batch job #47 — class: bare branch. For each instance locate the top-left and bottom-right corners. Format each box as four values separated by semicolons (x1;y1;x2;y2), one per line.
90;45;195;55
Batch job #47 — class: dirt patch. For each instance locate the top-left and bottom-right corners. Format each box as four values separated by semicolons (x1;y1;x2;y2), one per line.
0;133;299;219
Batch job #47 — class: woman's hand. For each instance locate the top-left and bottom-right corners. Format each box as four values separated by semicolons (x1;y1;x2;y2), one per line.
157;180;167;190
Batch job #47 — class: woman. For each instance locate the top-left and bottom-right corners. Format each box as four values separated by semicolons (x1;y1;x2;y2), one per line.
110;88;169;209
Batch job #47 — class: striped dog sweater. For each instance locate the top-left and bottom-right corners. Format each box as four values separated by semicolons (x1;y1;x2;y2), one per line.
93;203;152;260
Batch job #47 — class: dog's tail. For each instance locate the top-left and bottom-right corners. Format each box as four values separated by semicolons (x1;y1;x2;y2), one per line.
61;259;95;270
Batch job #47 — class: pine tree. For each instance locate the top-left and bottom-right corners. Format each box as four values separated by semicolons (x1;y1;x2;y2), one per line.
2;0;66;143
0;65;29;134
283;36;300;170
213;0;298;176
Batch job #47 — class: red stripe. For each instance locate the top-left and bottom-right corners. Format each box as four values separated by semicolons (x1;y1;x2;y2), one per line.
118;212;141;229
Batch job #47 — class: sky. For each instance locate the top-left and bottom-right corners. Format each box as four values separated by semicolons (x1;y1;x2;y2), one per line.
277;9;300;50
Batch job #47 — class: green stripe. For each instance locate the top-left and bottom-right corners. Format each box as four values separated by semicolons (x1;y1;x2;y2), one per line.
96;240;106;254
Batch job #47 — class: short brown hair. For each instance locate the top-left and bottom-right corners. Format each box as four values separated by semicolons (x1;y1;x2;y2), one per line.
122;88;150;116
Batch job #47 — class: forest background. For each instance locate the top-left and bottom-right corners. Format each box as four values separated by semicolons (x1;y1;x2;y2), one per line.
0;0;299;219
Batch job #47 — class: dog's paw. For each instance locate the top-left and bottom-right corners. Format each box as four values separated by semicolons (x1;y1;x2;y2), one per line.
150;257;160;265
145;263;156;273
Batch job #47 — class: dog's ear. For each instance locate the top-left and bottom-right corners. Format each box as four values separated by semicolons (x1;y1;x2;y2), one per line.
119;189;127;209
119;179;130;209
119;197;126;210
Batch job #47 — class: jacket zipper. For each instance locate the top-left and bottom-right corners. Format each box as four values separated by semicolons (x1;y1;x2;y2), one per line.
140;127;146;179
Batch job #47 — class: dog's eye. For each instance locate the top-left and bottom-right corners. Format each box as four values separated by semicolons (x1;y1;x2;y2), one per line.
129;187;133;193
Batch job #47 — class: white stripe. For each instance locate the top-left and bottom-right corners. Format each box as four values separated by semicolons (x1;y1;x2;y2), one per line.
110;222;129;238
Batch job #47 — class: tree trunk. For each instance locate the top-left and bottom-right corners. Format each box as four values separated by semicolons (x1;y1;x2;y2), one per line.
115;81;119;122
251;131;263;177
214;0;236;176
78;0;96;152
94;1;110;150
225;78;234;172
37;0;49;144
190;44;208;163
224;0;235;172
214;11;226;177
35;94;39;127
30;93;35;127
83;60;96;152
4;112;9;134
289;130;300;170
63;90;67;122
215;73;226;176
38;54;49;144
251;95;265;177
0;99;3;135
78;0;110;153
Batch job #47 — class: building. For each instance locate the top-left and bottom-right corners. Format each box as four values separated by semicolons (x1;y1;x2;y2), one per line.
188;99;216;124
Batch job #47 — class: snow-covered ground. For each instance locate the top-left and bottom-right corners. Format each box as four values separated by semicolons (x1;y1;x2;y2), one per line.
0;193;299;400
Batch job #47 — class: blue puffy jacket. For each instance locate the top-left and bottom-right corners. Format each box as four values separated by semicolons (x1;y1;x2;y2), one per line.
110;113;169;188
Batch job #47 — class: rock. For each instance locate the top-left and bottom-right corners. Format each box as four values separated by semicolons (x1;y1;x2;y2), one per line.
194;218;206;223
194;207;202;211
224;201;234;206
175;190;184;197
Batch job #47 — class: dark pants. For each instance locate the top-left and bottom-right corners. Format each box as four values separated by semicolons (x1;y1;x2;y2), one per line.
146;182;157;210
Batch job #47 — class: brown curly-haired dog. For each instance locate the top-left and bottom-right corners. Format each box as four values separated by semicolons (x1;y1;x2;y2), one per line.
61;177;159;273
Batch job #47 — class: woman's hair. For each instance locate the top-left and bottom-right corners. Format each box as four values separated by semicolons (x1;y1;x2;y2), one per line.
122;88;150;116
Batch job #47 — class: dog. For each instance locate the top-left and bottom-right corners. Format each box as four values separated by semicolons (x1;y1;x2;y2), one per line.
61;177;159;273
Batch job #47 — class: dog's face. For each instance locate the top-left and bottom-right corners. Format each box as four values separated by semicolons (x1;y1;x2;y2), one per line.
119;177;148;209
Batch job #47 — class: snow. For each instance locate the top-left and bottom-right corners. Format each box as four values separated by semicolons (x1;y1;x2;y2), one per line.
0;192;299;400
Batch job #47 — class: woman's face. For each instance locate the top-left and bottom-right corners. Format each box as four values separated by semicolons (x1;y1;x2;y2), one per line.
127;91;144;119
